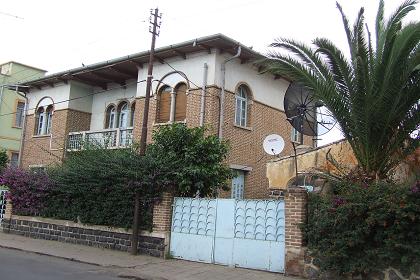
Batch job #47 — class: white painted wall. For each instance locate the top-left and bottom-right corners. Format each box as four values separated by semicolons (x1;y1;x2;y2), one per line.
26;48;289;131
27;83;70;115
215;53;290;111
68;81;93;113
136;50;217;97
89;81;136;130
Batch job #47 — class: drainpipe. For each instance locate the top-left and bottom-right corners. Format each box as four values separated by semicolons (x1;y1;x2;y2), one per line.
10;85;29;168
169;87;176;123
218;46;241;139
0;86;4;115
199;63;208;127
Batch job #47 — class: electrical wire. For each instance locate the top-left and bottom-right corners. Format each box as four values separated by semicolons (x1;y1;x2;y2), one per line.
0;64;223;120
0;79;146;118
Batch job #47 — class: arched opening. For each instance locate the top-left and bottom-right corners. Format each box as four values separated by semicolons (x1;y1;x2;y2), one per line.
35;107;45;135
45;105;54;134
175;83;187;121
157;85;171;123
235;84;250;127
34;97;54;135
118;101;129;129
105;105;116;129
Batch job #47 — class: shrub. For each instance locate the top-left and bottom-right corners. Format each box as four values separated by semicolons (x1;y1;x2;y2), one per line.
46;146;159;229
0;167;52;216
303;180;420;275
146;123;232;197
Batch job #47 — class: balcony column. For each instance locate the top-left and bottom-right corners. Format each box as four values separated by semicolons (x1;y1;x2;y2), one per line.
169;87;176;123
116;128;121;147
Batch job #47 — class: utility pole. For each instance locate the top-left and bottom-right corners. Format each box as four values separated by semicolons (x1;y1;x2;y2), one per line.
131;8;161;256
139;8;161;155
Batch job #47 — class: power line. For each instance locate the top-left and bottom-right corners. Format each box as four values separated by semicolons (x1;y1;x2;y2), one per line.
0;79;146;118
0;11;24;20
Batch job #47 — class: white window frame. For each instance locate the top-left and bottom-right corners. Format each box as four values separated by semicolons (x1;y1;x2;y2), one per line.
45;106;53;135
29;165;46;174
107;107;116;129
118;103;128;128
36;108;45;135
10;152;19;167
231;170;245;199
15;101;25;128
235;86;248;127
291;127;303;144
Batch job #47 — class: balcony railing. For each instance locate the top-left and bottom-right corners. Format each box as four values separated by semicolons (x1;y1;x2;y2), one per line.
67;128;133;151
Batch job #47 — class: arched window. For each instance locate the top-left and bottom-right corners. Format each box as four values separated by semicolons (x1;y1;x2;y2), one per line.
235;85;249;127
34;97;54;135
175;83;187;121
35;107;45;135
157;86;171;123
118;102;129;128
105;105;116;129
45;105;53;134
129;102;135;127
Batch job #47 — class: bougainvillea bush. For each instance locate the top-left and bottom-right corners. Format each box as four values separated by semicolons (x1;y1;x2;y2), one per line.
0;149;8;173
0;167;52;216
303;180;420;275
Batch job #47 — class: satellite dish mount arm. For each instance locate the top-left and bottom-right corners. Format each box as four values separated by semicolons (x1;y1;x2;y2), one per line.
292;141;298;186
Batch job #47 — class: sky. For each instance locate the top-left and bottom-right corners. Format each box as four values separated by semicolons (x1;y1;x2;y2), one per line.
1;0;419;145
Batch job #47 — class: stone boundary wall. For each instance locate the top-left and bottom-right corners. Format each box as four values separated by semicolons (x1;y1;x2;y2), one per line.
2;215;167;258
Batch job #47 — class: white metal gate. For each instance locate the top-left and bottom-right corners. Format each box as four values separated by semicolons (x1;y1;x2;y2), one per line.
170;198;285;272
0;189;8;225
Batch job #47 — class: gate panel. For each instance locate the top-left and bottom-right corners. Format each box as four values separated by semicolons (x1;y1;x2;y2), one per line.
214;199;235;266
170;198;285;272
170;198;216;263
232;200;285;272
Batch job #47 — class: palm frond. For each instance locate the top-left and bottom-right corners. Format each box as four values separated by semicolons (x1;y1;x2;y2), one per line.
263;1;420;178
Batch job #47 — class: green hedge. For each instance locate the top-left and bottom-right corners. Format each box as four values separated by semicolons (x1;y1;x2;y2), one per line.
44;147;158;230
303;181;420;275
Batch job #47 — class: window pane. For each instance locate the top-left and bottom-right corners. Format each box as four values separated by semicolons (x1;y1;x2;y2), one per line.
46;112;52;134
175;84;187;121
235;98;241;125
109;109;116;128
231;171;245;199
15;102;25;127
241;100;246;126
158;87;171;123
10;153;19;167
37;114;44;135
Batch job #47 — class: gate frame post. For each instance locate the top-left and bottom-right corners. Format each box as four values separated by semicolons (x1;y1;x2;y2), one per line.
284;187;307;276
1;196;13;233
152;192;174;258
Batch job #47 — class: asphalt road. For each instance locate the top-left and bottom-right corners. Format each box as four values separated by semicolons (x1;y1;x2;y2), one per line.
0;248;125;280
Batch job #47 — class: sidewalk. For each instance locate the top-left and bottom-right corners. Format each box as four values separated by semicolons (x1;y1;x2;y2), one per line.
0;232;303;280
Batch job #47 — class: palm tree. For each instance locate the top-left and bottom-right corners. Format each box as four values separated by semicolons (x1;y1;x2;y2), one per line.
263;0;420;180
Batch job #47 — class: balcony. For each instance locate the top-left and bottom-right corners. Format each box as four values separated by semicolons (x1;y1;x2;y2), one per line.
67;128;133;151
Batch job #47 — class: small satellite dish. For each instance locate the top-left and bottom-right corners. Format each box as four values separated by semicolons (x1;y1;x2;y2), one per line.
263;134;285;155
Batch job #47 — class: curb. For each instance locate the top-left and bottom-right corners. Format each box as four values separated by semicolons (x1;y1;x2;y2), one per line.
0;244;102;267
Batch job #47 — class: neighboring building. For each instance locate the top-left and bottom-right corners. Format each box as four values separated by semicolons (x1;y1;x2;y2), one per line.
0;62;46;167
266;140;420;190
18;34;314;198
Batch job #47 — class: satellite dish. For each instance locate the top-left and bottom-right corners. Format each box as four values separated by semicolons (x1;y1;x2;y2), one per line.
284;82;336;136
263;134;285;155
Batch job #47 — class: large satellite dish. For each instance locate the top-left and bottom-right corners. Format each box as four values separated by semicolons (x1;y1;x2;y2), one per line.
263;134;285;155
284;82;336;136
